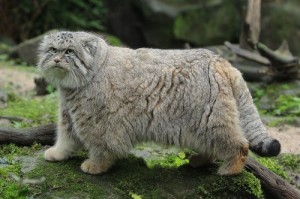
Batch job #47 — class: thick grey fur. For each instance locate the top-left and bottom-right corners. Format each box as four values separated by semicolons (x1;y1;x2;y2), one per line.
38;31;280;175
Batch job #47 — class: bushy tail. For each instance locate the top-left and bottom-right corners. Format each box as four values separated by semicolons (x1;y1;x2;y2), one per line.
231;68;281;157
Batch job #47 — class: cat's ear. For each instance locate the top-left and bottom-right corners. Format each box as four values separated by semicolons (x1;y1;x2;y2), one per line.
82;38;98;57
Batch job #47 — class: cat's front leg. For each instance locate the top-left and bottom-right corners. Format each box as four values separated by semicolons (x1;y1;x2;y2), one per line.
45;108;80;161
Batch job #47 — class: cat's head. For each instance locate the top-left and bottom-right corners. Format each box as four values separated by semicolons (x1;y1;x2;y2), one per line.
37;31;108;89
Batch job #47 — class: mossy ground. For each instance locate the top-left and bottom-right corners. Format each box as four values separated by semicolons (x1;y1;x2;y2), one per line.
23;151;264;199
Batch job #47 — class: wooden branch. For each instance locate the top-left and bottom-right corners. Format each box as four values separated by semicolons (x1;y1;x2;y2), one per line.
245;157;300;199
225;41;270;65
0;124;56;146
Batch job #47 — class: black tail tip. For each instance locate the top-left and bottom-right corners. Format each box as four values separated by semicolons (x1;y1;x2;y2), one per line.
251;139;281;157
267;139;281;157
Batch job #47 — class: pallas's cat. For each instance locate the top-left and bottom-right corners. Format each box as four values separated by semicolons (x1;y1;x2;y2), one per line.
38;31;280;175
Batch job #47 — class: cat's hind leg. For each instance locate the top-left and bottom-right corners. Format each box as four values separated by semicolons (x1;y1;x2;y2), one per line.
205;122;249;175
45;109;81;161
217;140;248;175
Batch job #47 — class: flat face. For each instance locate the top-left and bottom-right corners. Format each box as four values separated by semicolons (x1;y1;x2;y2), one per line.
37;31;98;88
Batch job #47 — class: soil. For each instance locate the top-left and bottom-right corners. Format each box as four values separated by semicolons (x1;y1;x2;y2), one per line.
0;65;299;154
0;66;36;96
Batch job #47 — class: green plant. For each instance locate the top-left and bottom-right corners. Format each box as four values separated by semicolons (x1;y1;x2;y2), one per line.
0;0;107;42
272;95;300;116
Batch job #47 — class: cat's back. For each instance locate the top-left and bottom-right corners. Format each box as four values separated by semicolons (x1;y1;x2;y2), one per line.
108;46;217;69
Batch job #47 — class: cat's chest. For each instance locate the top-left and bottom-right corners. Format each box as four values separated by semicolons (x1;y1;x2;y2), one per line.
63;89;97;115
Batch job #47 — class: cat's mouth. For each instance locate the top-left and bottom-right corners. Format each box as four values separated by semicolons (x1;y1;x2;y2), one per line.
53;64;67;70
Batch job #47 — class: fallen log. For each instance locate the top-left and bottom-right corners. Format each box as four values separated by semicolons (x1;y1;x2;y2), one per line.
0;124;300;198
245;157;300;199
0;123;56;146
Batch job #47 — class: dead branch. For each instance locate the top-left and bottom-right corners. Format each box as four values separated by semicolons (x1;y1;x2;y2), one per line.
257;41;299;67
239;0;261;50
225;41;270;65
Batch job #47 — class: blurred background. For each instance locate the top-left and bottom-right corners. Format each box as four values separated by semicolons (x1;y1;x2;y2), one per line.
0;1;299;198
0;0;299;50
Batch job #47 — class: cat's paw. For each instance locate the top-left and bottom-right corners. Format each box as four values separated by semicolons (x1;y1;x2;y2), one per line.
44;147;67;161
80;159;112;175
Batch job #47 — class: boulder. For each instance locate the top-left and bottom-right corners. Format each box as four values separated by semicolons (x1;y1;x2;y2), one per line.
10;30;56;65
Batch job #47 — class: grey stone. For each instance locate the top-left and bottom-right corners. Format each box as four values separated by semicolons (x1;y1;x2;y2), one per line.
10;30;57;65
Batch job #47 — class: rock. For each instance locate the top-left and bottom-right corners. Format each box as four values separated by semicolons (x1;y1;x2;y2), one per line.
10;30;56;65
0;89;8;108
0;158;8;165
0;119;11;127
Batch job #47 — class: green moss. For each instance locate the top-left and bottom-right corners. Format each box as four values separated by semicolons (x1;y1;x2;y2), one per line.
23;153;266;198
0;143;42;199
145;151;189;169
254;155;288;179
196;170;264;199
0;93;58;128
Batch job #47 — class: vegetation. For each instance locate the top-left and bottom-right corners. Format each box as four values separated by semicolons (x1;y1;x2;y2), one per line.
252;82;300;126
0;0;106;42
0;143;42;199
1;93;57;128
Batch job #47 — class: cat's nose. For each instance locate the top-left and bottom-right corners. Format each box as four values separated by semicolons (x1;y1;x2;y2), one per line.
54;58;60;63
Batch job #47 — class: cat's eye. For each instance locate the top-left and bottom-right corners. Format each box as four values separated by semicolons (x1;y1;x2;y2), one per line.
49;47;57;53
66;49;74;55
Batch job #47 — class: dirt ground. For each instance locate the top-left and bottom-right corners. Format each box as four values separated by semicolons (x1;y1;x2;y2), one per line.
0;66;299;154
0;67;36;96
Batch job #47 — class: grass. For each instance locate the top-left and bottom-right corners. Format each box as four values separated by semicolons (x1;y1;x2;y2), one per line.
0;92;58;128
